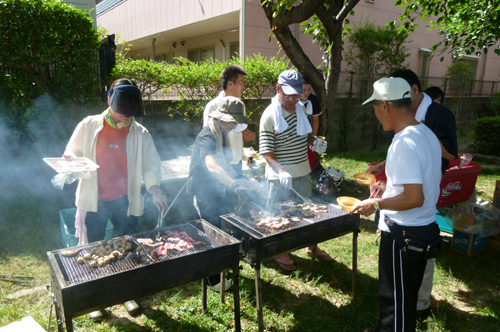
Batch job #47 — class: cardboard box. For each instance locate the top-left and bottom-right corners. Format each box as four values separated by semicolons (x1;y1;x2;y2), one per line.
451;207;489;255
452;229;489;255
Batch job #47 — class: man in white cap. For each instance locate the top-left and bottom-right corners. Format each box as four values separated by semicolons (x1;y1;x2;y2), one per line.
351;77;442;332
259;70;330;271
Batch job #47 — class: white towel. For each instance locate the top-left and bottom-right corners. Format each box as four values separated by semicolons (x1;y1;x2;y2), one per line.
271;95;312;135
75;208;88;246
300;99;313;115
414;92;433;123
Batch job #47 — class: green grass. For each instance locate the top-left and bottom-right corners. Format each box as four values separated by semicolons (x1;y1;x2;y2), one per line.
1;146;499;332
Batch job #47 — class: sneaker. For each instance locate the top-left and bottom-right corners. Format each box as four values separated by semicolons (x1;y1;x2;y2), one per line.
87;310;105;319
124;300;141;316
208;280;232;292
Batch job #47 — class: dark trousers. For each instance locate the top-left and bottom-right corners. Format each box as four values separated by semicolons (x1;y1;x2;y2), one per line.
377;231;427;332
86;195;138;243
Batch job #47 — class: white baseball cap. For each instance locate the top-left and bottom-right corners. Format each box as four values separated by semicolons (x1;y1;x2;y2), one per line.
362;77;411;105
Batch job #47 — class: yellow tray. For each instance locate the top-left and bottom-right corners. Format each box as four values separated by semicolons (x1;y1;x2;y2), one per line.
337;196;361;213
353;173;375;185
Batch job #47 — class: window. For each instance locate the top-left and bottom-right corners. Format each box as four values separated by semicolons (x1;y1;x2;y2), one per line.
418;49;432;87
155;52;174;62
455;56;479;79
188;46;215;62
229;43;239;60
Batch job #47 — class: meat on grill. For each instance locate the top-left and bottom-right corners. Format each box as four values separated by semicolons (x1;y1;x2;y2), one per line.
152;230;206;256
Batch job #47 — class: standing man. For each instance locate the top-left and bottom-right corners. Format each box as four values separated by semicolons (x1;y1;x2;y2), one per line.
353;77;442;332
203;65;256;175
367;69;458;320
259;70;331;271
300;76;323;170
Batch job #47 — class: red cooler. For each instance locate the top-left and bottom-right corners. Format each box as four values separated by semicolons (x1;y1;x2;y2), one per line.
368;160;481;209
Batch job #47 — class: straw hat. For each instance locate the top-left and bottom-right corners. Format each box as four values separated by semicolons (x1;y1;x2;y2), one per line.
209;96;250;124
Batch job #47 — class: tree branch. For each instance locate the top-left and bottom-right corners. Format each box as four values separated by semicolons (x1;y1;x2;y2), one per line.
336;0;359;22
260;0;325;29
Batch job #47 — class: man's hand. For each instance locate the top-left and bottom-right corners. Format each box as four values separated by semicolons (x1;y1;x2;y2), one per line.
151;185;168;212
366;161;385;176
371;181;386;198
350;199;376;216
278;171;293;189
242;129;256;142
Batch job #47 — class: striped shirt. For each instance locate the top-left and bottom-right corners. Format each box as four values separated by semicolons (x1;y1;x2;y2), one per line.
259;106;310;180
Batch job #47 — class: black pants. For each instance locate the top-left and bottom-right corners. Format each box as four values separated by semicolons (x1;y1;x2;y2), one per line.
377;231;427;332
86;195;138;243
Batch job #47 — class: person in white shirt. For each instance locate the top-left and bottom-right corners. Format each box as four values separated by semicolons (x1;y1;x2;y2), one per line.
351;77;442;332
203;65;255;175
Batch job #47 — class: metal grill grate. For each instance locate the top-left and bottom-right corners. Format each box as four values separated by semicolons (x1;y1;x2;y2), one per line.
56;224;222;285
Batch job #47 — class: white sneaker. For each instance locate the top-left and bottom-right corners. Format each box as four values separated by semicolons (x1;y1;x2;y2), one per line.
208;280;232;292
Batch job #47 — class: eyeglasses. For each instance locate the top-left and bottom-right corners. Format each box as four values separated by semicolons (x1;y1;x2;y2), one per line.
283;95;301;101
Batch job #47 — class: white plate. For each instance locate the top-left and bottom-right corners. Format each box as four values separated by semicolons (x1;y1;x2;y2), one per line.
43;157;100;173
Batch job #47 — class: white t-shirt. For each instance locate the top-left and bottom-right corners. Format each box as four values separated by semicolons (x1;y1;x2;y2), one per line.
379;123;441;232
203;91;247;164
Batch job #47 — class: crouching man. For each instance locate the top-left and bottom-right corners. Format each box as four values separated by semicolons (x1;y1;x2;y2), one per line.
351;78;442;332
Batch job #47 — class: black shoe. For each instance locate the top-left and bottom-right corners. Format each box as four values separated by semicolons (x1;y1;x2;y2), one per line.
416;307;431;321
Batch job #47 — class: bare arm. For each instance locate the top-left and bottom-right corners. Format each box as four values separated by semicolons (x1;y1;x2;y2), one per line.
311;115;320;137
205;155;235;187
439;140;456;161
366;160;386;176
262;152;286;175
351;183;424;216
242;128;256;142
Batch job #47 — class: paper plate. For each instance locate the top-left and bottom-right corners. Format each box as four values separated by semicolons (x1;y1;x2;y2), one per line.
337;196;361;213
43;157;99;173
353;173;375;185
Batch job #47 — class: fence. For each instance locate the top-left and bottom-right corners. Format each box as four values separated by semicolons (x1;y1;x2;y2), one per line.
144;71;500;101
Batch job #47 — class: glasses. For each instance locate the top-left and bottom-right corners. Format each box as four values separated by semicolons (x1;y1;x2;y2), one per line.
283;95;301;101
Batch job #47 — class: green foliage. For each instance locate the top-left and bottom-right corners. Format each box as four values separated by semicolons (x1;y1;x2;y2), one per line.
489;92;500;117
344;20;411;95
0;0;100;108
474;116;500;156
110;53;291;123
395;0;500;56
444;61;476;94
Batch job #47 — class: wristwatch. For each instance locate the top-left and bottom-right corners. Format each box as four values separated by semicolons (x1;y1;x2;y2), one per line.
374;199;380;210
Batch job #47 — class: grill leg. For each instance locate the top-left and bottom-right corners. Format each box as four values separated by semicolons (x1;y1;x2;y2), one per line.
220;272;226;304
233;266;241;332
64;317;73;332
202;278;208;313
352;230;358;296
255;263;264;332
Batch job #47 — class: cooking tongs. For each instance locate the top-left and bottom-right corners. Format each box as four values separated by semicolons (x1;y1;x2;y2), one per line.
291;187;313;205
0;274;34;283
157;209;164;238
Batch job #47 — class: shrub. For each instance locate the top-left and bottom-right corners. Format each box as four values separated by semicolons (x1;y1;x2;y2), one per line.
474;116;500;156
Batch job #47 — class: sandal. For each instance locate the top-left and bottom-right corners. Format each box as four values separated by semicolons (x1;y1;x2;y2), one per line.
275;257;296;271
306;248;335;261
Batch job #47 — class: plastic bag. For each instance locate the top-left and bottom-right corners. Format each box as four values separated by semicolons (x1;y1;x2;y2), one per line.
317;167;345;195
453;203;500;238
51;170;96;190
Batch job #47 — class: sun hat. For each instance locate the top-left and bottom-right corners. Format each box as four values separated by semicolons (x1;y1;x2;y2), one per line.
362;77;411;105
208;96;250;124
278;70;303;95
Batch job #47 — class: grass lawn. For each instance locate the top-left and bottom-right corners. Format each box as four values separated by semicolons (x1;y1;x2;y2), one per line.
1;145;499;332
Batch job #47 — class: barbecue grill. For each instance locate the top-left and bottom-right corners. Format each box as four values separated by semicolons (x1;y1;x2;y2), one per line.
48;220;242;332
220;199;359;332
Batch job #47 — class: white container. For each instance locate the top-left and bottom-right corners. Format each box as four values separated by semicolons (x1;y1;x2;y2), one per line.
43;157;99;173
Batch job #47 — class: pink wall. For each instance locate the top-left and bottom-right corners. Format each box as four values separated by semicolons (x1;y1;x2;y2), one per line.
98;0;241;42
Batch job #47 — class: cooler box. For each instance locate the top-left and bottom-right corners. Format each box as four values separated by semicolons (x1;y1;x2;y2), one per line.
60;208;114;248
368;160;481;209
437;160;481;208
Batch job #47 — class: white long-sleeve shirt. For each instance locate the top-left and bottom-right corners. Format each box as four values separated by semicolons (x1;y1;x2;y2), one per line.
64;110;162;216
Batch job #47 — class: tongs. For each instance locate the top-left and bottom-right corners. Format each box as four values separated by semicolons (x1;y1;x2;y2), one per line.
0;274;34;283
291;187;313;205
157;209;164;238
